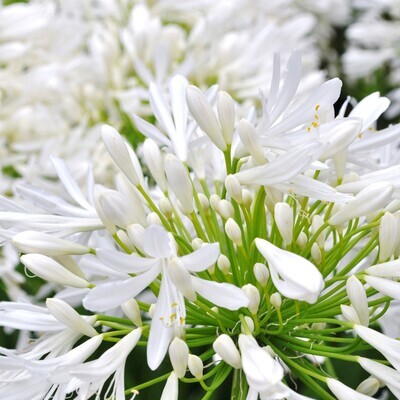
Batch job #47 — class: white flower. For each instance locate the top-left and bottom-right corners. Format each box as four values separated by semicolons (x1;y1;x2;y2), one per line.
83;225;248;370
255;238;324;303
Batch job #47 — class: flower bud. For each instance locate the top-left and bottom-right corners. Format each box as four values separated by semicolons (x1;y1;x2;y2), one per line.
21;254;90;288
340;304;360;324
217;254;231;274
270;292;282;309
311;242;322;265
169;337;189;378
210;194;221;211
159;197;173;219
12;231;91;257
346;276;369;326
218;199;234;219
192;238;204;250
242;189;253;208
296;232;308;249
116;230;135;253
379;212;398;262
356;377;380;396
213;334;241;369
242;284;260;314
217;91;235;145
46;298;97;337
225;218;242;246
311;322;326;330
143;138;167;192
101;125;142;186
241;316;255;334
147;212;162;226
198;193;210;215
253;263;269;287
187;85;226;151
121;299;142;327
188;354;204;379
311;215;325;248
274;202;293;246
225;175;242;204
127;223;145;252
165;154;194;214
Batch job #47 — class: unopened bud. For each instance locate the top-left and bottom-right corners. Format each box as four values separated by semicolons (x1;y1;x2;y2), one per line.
311;322;326;330
218;199;234;219
116;230;135;253
147;212;162;226
296;232;308;249
274;202;293;246
12;231;91;257
311;215;325;248
213;334;241;369
356;377;380;396
242;284;260;314
341;304;360;324
21;254;90;288
270;292;282;309
198;193;210;215
169;337;189;378
311;242;322;265
242;189;253;208
121;299;142;327
210;194;221;211
143;138;167;191
225;218;242;246
241;316;255;333
217;254;231;274
379;212;398;262
225;175;243;204
46;298;97;337
253;263;269;287
165;154;194;214
192;238;204;250
217;91;235;146
346;276;369;326
159;197;173;219
188;354;203;379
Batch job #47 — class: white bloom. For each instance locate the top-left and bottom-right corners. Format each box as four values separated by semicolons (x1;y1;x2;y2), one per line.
255;238;324;303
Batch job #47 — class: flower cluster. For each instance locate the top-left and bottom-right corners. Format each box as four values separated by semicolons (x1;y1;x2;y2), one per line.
1;52;400;400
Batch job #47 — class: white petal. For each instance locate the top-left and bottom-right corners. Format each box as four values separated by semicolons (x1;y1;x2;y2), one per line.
191;276;249;310
96;248;161;274
83;265;161;312
180;243;220;272
365;275;400;301
147;279;174;370
143;225;173;258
